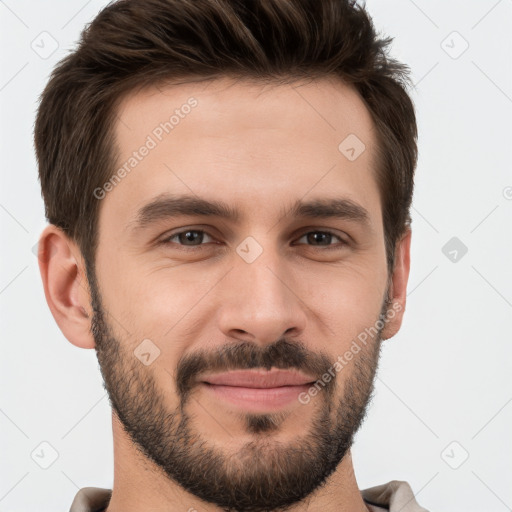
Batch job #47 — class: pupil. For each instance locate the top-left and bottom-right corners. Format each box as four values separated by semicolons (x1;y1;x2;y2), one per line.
181;231;201;245
309;232;330;245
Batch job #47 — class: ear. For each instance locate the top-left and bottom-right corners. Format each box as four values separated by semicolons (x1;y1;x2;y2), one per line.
381;228;411;341
37;225;96;349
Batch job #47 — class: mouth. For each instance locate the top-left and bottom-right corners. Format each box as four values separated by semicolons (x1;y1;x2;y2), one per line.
198;368;317;412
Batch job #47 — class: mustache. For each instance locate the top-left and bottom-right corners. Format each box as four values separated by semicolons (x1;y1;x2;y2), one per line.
176;338;336;400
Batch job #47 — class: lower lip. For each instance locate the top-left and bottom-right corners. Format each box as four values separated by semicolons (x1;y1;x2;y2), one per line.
200;383;312;412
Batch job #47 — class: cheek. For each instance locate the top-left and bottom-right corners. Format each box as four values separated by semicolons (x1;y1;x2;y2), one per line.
96;232;388;354
304;263;388;350
95;255;219;342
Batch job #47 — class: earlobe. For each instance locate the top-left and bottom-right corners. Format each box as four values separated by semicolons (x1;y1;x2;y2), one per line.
37;225;96;349
381;228;412;341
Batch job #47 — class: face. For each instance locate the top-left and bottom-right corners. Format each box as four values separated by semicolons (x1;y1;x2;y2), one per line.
89;76;394;511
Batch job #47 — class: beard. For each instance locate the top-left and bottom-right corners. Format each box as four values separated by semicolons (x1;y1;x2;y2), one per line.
88;268;388;512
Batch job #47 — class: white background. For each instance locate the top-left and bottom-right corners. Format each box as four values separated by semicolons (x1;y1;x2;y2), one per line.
1;1;511;511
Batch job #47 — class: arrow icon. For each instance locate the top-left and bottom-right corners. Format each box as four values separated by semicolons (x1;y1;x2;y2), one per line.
134;339;161;365
442;237;468;263
31;441;59;469
236;236;263;263
338;134;365;161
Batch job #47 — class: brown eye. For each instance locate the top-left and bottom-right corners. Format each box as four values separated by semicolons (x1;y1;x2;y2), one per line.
162;229;214;247
295;231;346;248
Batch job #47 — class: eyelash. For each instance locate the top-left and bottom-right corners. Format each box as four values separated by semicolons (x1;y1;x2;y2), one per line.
159;228;348;251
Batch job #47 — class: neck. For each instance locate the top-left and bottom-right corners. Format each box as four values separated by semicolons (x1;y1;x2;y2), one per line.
105;413;371;512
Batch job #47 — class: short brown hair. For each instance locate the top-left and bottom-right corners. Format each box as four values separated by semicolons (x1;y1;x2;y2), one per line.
35;0;417;274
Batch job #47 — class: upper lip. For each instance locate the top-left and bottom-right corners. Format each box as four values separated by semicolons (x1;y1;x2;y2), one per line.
199;368;317;388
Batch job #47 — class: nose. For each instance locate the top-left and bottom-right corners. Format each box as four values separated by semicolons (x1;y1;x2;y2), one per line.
216;244;308;346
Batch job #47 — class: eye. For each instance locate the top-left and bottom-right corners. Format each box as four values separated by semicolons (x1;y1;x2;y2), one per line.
295;230;347;249
161;229;216;247
158;228;348;251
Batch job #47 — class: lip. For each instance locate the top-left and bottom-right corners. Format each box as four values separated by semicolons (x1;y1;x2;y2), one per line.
198;368;317;412
200;368;317;388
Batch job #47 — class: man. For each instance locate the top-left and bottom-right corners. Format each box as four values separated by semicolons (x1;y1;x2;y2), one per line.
34;0;427;510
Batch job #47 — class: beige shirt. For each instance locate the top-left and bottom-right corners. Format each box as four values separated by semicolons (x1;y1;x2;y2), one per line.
69;480;429;511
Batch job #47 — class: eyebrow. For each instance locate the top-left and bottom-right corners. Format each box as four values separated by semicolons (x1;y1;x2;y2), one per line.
129;193;372;232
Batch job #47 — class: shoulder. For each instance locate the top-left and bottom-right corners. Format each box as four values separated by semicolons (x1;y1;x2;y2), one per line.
69;486;112;512
361;480;430;512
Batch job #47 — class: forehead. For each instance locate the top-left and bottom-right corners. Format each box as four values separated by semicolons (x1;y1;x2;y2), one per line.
115;76;375;150
101;76;381;234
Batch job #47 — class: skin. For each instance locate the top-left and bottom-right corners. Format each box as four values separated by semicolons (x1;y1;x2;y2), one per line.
38;76;411;512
